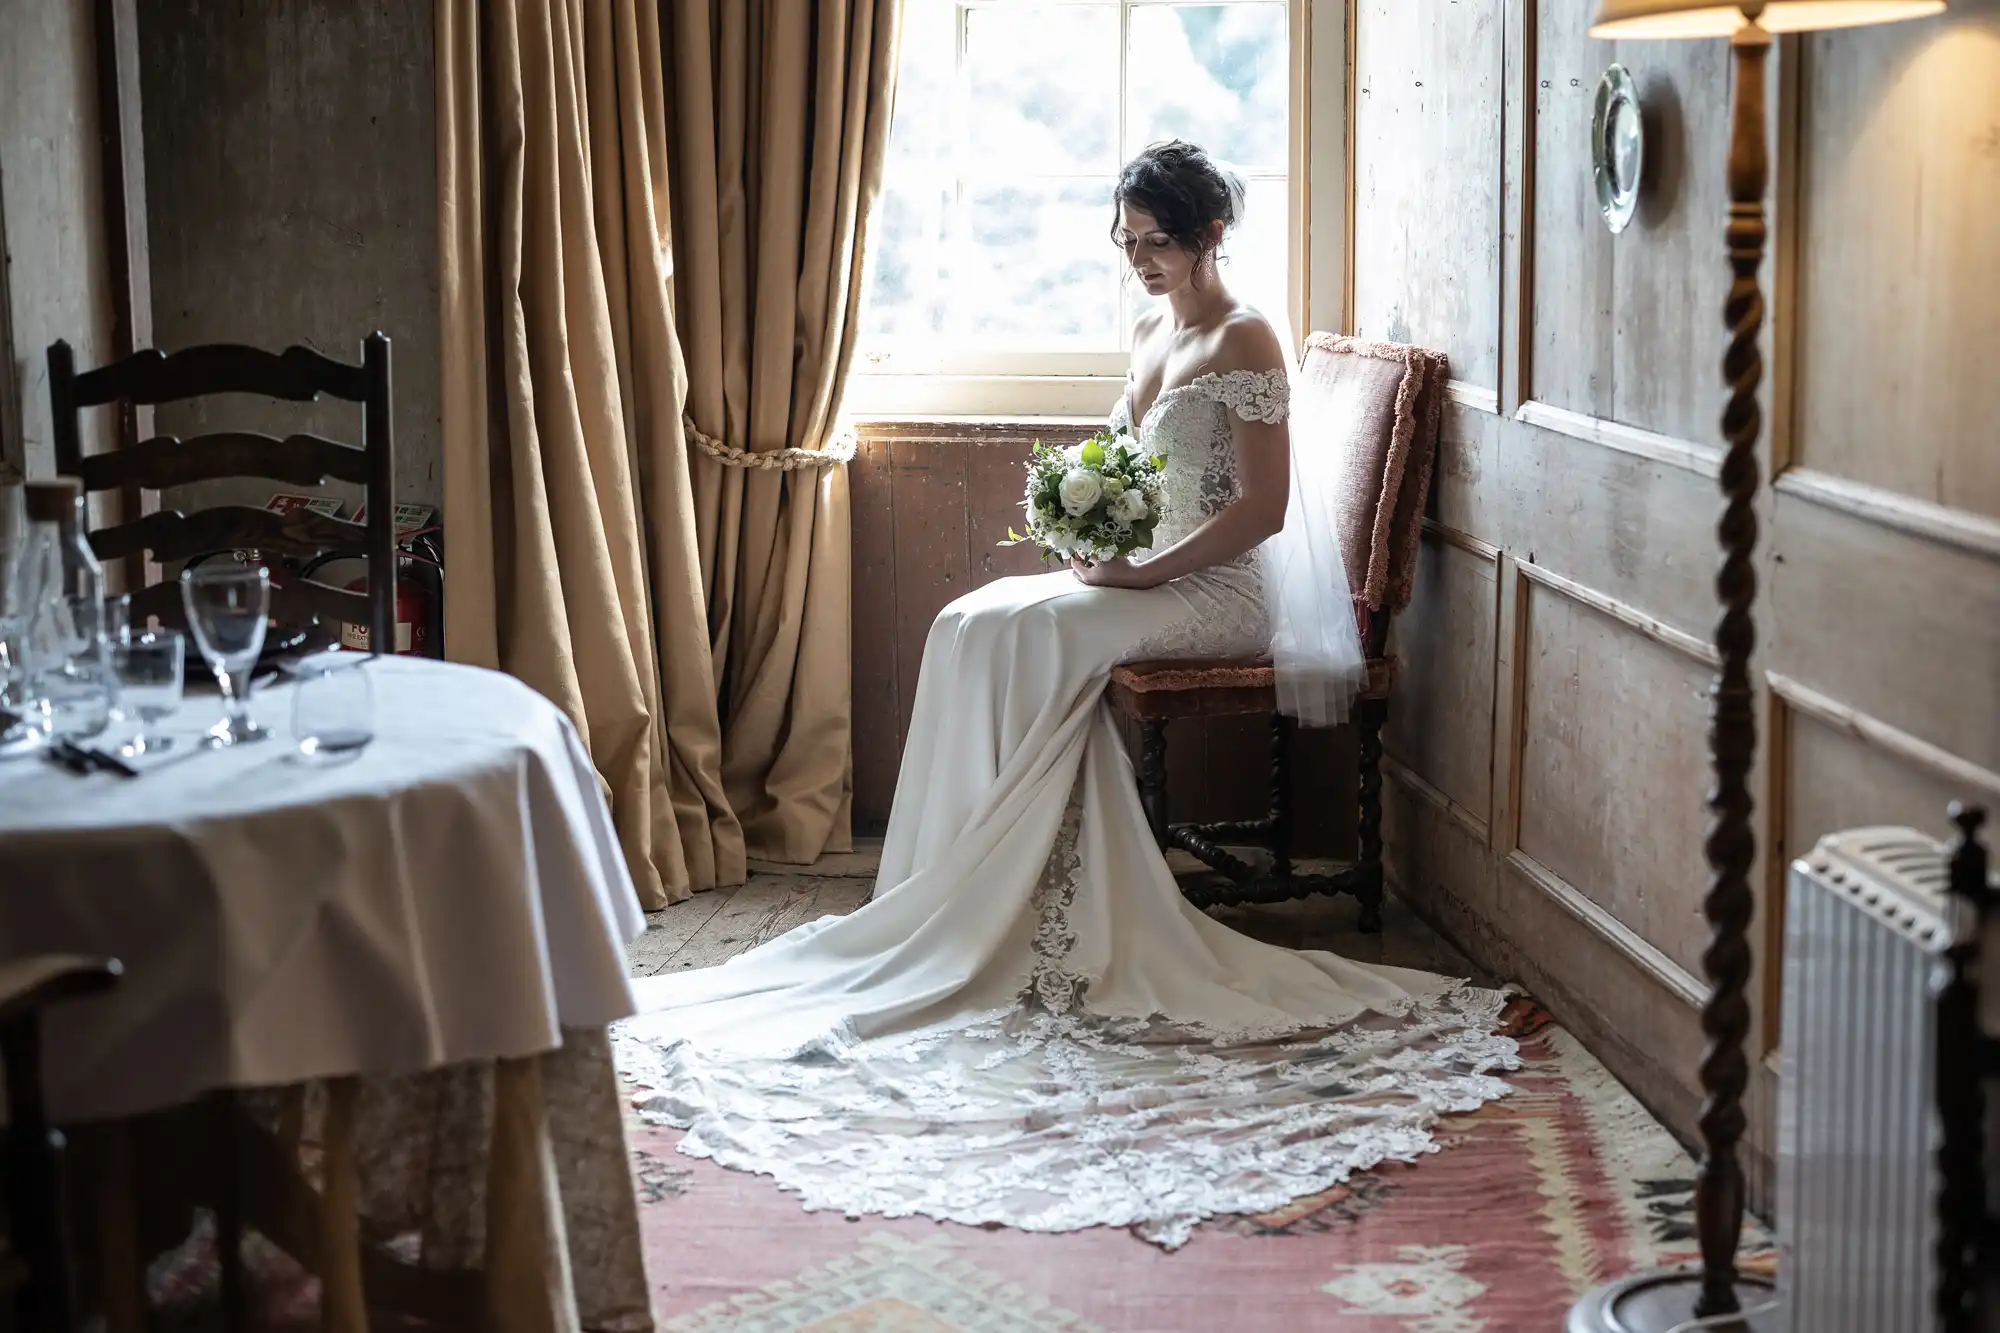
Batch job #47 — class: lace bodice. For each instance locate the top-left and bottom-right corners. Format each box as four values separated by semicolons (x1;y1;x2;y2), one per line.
1113;368;1289;554
1112;368;1289;662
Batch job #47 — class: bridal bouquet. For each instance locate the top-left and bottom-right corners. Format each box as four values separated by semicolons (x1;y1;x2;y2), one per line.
1000;431;1166;564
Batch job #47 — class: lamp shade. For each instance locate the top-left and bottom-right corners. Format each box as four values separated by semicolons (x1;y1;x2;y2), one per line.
1590;0;1943;38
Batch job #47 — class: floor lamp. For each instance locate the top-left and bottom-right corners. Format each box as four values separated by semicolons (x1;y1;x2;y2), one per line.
1564;2;1947;1332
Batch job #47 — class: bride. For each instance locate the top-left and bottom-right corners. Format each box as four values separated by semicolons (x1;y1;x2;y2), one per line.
615;140;1517;1249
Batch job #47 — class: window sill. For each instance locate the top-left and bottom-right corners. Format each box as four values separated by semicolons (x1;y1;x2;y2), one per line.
847;415;1102;448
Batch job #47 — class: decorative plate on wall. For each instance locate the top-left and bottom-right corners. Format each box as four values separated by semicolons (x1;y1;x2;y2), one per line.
1592;64;1644;235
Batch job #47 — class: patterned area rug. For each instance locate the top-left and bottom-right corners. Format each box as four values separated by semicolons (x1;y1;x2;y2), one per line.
635;997;1773;1332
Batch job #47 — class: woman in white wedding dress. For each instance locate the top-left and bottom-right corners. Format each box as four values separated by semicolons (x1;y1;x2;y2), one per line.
615;141;1517;1249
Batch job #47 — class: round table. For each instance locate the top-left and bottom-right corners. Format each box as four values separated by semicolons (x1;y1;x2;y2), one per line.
0;654;644;1124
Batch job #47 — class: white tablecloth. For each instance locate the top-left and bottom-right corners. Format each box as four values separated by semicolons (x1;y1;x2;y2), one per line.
0;655;645;1123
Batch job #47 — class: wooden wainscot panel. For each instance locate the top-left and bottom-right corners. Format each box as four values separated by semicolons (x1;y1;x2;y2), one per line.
1490;418;1719;637
1430;400;1506;540
1384;520;1499;839
1512;563;1715;989
1778;682;2000;865
1350;0;1504;398
1765;677;2000;1058
1767;486;2000;780
849;435;900;829
1385;761;1710;1148
1529;17;1733;447
1794;11;2000;519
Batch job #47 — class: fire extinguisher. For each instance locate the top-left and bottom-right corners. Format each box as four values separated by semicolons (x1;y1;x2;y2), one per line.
300;524;443;657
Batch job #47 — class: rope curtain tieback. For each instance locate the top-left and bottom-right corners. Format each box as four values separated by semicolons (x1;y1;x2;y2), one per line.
681;412;859;471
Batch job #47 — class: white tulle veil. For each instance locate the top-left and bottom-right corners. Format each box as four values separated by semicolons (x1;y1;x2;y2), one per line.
1257;303;1367;727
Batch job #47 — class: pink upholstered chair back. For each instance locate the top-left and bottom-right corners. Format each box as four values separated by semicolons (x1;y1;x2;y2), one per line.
1293;334;1449;624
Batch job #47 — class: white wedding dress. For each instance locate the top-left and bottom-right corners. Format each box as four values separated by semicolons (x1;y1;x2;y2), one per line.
614;369;1517;1248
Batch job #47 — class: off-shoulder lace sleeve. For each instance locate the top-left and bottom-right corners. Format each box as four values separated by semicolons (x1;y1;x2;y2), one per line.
1190;368;1290;424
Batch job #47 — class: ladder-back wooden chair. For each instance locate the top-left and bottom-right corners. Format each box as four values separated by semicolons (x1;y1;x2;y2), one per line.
1107;334;1449;933
47;336;396;652
1;955;122;1333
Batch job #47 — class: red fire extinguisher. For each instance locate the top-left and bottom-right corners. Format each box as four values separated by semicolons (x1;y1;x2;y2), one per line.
338;567;431;655
299;520;443;656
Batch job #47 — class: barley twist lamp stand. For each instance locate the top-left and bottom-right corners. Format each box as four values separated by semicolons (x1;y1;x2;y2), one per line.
1563;2;1946;1331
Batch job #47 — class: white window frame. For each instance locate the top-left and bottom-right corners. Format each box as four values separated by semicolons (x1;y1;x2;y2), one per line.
845;0;1343;422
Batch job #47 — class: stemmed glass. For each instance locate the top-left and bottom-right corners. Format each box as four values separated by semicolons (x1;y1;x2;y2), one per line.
180;564;270;744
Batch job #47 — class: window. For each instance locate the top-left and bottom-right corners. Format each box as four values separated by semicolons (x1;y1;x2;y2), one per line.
850;0;1294;417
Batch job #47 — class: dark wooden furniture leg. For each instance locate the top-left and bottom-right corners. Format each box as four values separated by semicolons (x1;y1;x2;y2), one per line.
1;957;122;1333
1351;696;1388;935
1935;804;1989;1333
212;1091;247;1333
1140;719;1170;850
1269;713;1294;884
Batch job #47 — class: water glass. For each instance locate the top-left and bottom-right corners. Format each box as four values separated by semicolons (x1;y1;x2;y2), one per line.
181;563;270;744
104;592;131;644
113;629;185;756
292;654;374;760
0;616;48;753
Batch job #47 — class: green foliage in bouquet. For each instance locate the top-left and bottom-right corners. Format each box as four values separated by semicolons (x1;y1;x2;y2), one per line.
999;429;1168;564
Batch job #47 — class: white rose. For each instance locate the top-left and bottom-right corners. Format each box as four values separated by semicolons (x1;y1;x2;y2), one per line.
1058;467;1103;517
1112;489;1149;523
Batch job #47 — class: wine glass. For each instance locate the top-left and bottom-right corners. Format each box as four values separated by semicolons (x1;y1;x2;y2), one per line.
180;564;270;744
292;653;374;761
113;629;185;756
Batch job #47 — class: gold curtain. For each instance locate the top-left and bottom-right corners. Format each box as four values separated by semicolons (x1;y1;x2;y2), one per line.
662;0;901;865
438;0;900;906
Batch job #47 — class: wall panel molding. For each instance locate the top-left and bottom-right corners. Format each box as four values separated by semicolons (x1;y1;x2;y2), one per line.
1505;849;1707;1009
1499;0;1537;414
1515;400;1724;480
1446;380;1501;415
1420;515;1502;563
1775;466;2000;563
1384;754;1490;844
1517;558;1719;667
1768;670;2000;803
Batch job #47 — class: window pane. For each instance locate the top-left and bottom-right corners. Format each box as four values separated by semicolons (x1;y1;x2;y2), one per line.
859;0;1292;364
966;5;1120;174
882;0;959;180
862;181;954;342
1126;4;1288;172
1119;177;1290;338
955;179;1121;347
1226;176;1289;327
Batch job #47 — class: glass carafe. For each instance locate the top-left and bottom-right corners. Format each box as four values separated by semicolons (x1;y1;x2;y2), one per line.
13;478;114;739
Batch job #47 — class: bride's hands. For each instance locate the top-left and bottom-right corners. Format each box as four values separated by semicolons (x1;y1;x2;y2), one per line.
1071;556;1156;590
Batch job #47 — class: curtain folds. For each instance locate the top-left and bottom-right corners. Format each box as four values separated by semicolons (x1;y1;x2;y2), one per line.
438;0;900;908
663;1;901;865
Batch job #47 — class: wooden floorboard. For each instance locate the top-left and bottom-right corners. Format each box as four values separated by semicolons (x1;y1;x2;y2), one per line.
628;887;730;977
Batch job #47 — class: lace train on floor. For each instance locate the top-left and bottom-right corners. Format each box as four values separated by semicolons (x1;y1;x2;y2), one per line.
614;794;1518;1250
615;983;1513;1250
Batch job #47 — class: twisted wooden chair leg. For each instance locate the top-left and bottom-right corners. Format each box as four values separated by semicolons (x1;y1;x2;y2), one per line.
1139;720;1170;850
1269;712;1294;883
1353;698;1388;934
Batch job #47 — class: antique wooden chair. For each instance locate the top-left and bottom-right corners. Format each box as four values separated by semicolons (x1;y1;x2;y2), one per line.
47;336;396;652
1;955;122;1333
1106;334;1449;934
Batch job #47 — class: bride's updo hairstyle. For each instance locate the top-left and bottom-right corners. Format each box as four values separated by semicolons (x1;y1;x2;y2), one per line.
1110;139;1248;269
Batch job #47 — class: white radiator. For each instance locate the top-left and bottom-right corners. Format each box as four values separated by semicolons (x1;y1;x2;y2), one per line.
1777;826;1957;1332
